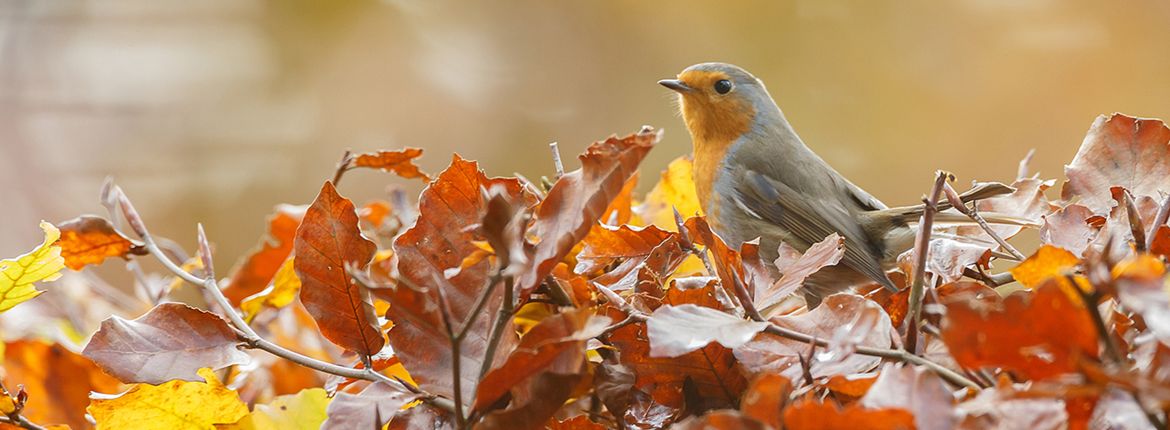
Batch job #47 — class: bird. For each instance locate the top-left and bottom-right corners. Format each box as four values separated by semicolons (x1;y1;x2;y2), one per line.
659;62;1016;307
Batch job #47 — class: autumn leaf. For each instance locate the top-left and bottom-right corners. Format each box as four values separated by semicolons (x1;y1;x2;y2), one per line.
224;205;304;304
320;382;419;430
4;340;122;429
782;399;916;430
634;155;702;230
1040;204;1098;257
758;233;846;314
859;363;955;430
227;388;329;430
646;304;768;357
0;221;65;313
955;386;1070;429
55;215;144;270
88;368;248;430
240;258;301;322
389;154;532;406
734;294;895;381
515;127;659;298
956;177;1056;241
941;281;1099;380
1009;245;1081;289
674;410;768;430
294;181;383;356
579;224;687;292
83;303;249;384
740;373;792;429
349;148;431;181
1063;113;1170;215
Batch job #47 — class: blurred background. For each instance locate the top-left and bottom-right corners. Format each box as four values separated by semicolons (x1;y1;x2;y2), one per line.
3;0;1170;267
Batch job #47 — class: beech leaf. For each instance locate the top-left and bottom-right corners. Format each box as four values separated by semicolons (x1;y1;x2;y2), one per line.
294;181;382;355
1063;113;1170;214
55;215;144;270
321;382;419;430
83;303;249;384
647;304;768;357
88;368;249;430
350;148;431;181
224;205;305;304
0;221;65;313
758;233;846;313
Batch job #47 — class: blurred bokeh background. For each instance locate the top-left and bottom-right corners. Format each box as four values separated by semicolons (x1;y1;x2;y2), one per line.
3;0;1170;267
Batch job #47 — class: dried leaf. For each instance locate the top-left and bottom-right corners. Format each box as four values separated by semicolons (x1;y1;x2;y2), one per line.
294;181;382;355
1009;245;1080;290
83;302;249;384
227;388;330;430
350;148;430;181
646;304;768;357
859;363;955;430
240;258;301;322
390;155;531;406
674;410;768;430
476;372;588;430
0;222;64;313
782;398;916;430
759;234;846;312
635;155;703;230
55;215;143;270
740;373;792;429
1063;113;1170;214
321;382;419;430
575;224;674;275
1040;204;1098;257
942;281;1098;380
516;127;659;298
735;294;895;381
224;205;305;304
547;416;606;430
956;386;1067;430
4;340;121;429
957;177;1055;241
88;368;249;430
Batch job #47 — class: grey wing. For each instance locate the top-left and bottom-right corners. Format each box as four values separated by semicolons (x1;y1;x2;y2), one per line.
736;169;897;292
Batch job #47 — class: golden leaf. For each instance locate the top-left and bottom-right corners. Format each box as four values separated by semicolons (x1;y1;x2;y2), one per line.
241;258;301;323
223;388;329;430
88;368;248;429
0;222;65;313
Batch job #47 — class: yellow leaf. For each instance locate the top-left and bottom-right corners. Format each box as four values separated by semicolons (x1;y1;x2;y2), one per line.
1010;245;1081;289
224;388;329;430
240;258;301;323
1113;253;1165;280
88;368;248;430
0;222;65;313
167;257;204;294
635;156;702;231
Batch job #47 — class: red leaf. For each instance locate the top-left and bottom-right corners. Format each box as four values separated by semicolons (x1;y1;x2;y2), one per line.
1062;113;1170;215
224;205;305;304
740;373;792;429
55;215;144;270
350;148;431;181
294;181;382;355
674;410;769;430
942;281;1099;380
83;303;249;384
516;127;659;298
389;155;532;406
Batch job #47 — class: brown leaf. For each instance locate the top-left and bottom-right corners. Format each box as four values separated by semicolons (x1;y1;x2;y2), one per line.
941;281;1099;380
1062;113;1170;215
1040;204;1098;257
759;233;846;313
674;410;768;430
55;215;144;270
782;398;916;430
575;224;674;276
294;181;382;355
956;386;1068;430
608;281;748;411
4;340;121;429
957;177;1055;241
740;373;792;429
350;148;430;181
389;155;531;406
516;127;659;298
645;304;768;357
82;303;249;384
859;363;955;430
547;416;606;430
224;205;305;304
475;372;588;430
735;294;895;381
473;308;608;412
387;405;453;430
321;382;420;430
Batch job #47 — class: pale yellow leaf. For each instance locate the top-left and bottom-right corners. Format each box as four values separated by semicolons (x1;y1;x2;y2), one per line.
88;368;248;430
223;388;329;430
0;222;65;312
240;258;301;322
634;156;702;231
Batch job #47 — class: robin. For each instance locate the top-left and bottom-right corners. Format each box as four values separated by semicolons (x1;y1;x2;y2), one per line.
660;62;1016;306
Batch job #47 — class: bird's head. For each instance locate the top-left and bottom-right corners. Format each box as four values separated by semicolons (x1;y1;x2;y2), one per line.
659;63;773;143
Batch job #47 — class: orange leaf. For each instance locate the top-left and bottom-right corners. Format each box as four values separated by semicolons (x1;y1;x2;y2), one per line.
741;373;792;429
1010;245;1081;290
294;181;382;355
55;215;143;270
5;340;121;429
1062;113;1170;215
782;399;915;430
224;205;304;304
350;148;430;181
942;281;1099;380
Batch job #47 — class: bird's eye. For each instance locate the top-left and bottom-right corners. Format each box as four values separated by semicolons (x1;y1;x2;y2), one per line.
713;79;732;94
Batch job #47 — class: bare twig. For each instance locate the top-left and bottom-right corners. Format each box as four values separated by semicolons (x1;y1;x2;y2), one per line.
907;171;951;354
1146;193;1170;250
674;207;716;275
479;276;515;379
962;267;1015;287
1069;275;1122;366
0;382;45;430
116;189;455;415
730;271;764;321
331;150;354;186
549;142;565;179
1017;149;1035;180
942;182;1026;260
1122;190;1148;252
0;415;45;430
434;284;466;428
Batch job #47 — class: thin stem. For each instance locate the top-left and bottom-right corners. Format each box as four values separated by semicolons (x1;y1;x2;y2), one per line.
434;285;466;429
942;182;1026;260
1070;275;1122;366
331;150;353;186
0;415;46;430
455;273;502;343
479;276;515;379
1122;190;1148;252
549;142;565;179
907;171;950;353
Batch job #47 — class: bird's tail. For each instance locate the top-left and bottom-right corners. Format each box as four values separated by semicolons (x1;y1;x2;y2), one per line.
869;182;1034;226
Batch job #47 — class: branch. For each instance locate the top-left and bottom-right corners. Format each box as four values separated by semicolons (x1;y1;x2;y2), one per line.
0;382;46;430
113;189;456;415
331;150;354;186
549;142;565;179
479;276;515;379
907;171;951;354
0;415;45;430
942;182;1026;260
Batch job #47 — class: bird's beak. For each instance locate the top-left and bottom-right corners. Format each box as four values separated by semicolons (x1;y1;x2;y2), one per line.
658;79;692;93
